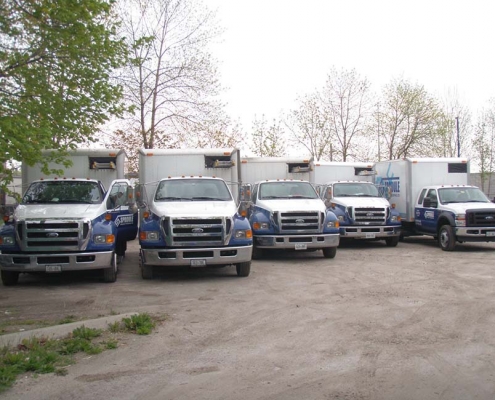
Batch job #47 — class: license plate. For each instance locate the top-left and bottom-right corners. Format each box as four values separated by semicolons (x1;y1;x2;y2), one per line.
486;231;495;237
190;259;207;267
365;233;376;239
295;243;307;250
45;265;62;273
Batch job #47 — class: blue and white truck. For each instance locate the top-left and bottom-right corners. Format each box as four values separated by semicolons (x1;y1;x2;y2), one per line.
137;148;252;279
374;157;495;251
240;157;340;259
311;161;401;247
0;149;138;285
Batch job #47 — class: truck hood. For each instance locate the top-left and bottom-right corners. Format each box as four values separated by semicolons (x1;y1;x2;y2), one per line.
257;199;326;213
15;204;102;220
334;197;390;208
151;201;238;217
443;202;495;213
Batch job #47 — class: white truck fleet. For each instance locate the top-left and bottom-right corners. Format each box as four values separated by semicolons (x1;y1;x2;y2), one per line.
374;158;495;251
0;149;138;285
137;148;252;279
311;161;401;247
239;157;340;259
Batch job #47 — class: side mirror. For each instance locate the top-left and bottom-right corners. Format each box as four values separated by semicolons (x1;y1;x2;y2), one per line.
423;197;437;208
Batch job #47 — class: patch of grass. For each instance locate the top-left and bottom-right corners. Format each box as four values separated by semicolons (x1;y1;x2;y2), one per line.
0;314;161;393
58;315;77;324
122;313;156;335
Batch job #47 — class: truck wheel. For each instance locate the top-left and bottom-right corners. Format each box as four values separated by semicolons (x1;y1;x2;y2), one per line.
322;247;337;259
236;262;251;277
140;252;154;280
385;236;400;247
438;225;456;251
252;243;264;260
103;253;118;283
1;270;19;286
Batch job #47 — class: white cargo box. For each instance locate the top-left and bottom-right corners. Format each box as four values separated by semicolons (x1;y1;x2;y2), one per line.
310;161;375;184
374;158;469;221
138;148;241;201
240;156;313;184
22;149;126;193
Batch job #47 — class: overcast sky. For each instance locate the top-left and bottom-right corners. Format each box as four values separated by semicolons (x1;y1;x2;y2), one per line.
207;0;495;130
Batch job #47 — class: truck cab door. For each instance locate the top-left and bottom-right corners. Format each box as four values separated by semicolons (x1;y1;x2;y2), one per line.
106;179;138;242
415;188;439;234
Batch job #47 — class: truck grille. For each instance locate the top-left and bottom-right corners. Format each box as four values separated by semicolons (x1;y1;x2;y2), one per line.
466;210;495;226
16;220;90;252
352;207;387;225
164;217;231;246
279;211;321;232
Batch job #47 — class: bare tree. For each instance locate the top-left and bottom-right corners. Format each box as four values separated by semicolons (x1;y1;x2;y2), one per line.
439;88;472;157
115;0;226;150
250;115;286;157
321;68;372;161
285;92;332;161
379;78;444;159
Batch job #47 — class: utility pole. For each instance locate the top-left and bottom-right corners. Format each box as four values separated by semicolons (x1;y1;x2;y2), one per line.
455;117;460;157
377;102;381;161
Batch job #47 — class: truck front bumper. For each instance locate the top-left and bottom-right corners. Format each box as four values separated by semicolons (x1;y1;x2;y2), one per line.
341;225;401;239
456;227;495;242
141;245;252;267
0;251;114;272
254;234;339;249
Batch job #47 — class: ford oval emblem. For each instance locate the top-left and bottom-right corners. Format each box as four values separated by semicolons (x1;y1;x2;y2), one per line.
367;212;374;217
46;232;59;238
295;219;305;223
486;216;494;220
192;228;204;233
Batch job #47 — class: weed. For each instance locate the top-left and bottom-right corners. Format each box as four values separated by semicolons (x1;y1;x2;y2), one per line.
108;321;122;333
0;313;161;393
104;339;118;350
58;315;77;324
122;313;156;335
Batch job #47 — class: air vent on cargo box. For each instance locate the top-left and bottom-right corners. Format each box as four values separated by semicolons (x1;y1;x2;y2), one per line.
89;156;117;170
448;163;468;173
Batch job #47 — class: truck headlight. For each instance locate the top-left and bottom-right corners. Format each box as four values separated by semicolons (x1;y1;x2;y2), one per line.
0;236;15;245
455;214;466;227
252;222;269;230
94;234;115;244
235;229;253;239
139;231;159;241
327;221;340;228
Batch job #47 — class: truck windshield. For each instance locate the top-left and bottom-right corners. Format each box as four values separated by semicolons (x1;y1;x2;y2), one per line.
155;179;232;201
333;183;379;197
259;181;318;199
22;181;104;204
438;187;490;204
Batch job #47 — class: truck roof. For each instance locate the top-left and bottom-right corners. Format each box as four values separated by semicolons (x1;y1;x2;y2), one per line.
256;179;309;183
423;184;477;190
31;177;100;183
159;176;226;181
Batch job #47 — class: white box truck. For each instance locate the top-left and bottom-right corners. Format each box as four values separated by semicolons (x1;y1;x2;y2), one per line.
137;148;252;279
239;157;340;259
374;158;495;251
0;149;138;285
311;161;401;247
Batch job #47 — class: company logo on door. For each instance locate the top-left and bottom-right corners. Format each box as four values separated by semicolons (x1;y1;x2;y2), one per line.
115;215;134;226
424;211;435;220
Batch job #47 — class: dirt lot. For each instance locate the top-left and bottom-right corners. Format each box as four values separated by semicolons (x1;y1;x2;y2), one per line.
1;237;495;400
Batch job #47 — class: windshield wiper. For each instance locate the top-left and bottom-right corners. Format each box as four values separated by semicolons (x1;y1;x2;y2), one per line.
191;196;227;201
156;196;189;201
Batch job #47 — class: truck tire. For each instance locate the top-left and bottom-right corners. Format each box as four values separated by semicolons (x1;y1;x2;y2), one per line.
438;225;456;251
140;252;154;280
252;243;264;260
1;270;19;286
103;253;117;283
385;236;400;247
236;262;251;277
322;247;337;259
